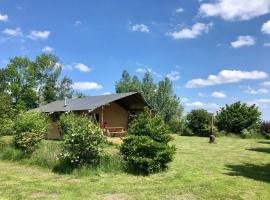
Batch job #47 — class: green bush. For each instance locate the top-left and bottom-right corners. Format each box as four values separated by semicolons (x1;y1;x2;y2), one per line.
13;112;49;153
0;118;14;135
14;112;49;135
58;113;105;167
216;102;261;134
186;109;213;137
120;108;176;174
260;121;270;139
240;128;263;139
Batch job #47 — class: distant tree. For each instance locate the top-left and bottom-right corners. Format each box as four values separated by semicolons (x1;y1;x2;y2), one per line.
141;71;157;107
216;102;261;134
4;56;38;110
0;92;13;119
73;91;86;99
155;77;183;129
115;70;183;131
35;54;61;104
186;109;212;136
57;76;74;100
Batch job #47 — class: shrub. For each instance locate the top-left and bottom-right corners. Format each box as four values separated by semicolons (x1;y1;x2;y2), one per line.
216;102;261;134
0;118;14;136
120;108;176;174
260;121;270;139
186;109;212;136
14;132;43;153
13;112;49;153
14;112;49;135
240;128;263;139
58;113;105;167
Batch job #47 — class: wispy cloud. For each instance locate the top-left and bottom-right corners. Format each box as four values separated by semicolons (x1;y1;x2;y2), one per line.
261;81;270;87
0;13;8;22
166;22;213;39
72;82;102;90
27;30;50;40
42;46;54;53
129;23;150;33
186;70;268;88
199;0;270;21
211;91;227;98
262;20;270;34
231;36;255;48
135;67;162;78
175;7;184;13
244;86;269;94
2;27;23;37
74;63;91;72
166;71;180;81
74;20;82;26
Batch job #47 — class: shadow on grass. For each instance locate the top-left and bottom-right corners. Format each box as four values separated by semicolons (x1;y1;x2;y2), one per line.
247;147;270;154
257;141;270;144
225;163;270;183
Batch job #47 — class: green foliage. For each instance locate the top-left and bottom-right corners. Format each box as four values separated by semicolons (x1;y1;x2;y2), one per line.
240;128;263;139
14;112;49;135
216;102;261;134
0;118;14;136
57;76;74;100
58;113;105;167
121;136;175;174
14;132;43;153
260;121;270;139
120;108;176;174
115;70;183;131
13;112;49;153
186;109;212;136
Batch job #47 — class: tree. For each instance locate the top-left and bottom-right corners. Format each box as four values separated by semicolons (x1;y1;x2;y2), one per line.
115;70;183;131
216;101;261;134
186;109;212;136
120;108;175;174
35;54;61;104
57;76;74;100
4;56;38;111
155;77;183;129
141;71;157;107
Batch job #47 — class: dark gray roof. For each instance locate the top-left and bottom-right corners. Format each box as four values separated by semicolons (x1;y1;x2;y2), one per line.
32;92;148;113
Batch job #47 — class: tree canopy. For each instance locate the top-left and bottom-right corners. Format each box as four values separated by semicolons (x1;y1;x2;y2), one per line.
115;70;183;130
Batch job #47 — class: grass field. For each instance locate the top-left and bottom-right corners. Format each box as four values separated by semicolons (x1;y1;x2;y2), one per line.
0;136;269;200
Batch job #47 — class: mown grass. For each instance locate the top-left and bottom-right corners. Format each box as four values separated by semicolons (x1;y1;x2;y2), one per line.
0;136;269;200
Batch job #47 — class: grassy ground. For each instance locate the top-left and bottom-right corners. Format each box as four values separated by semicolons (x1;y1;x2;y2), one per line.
0;136;269;200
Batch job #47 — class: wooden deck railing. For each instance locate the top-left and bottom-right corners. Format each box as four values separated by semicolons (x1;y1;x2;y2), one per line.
104;127;127;137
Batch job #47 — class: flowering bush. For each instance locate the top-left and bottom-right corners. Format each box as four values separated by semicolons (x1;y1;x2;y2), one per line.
13;112;49;153
59;113;105;167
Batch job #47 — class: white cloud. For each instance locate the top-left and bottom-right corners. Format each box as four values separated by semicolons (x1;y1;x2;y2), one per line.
198;92;206;97
0;13;8;22
166;71;180;81
62;64;73;71
199;0;270;21
261;81;270;87
72;82;102;90
2;27;23;37
175;8;184;13
211;91;226;98
231;36;255;48
102;92;112;95
74;63;91;72
130;24;150;33
264;43;270;47
248;98;270;106
186;70;268;88
74;20;82;26
245;86;269;94
180;97;189;103
42;46;54;53
185;101;220;111
135;67;162;78
28;30;50;40
262;20;270;34
166;22;213;39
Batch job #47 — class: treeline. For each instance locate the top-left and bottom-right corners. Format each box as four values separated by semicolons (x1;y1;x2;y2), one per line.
115;70;183;131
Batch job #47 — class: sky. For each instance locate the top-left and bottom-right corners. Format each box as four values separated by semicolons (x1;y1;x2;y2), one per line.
0;0;270;120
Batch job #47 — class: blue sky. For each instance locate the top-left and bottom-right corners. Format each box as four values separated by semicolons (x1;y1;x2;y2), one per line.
1;0;270;119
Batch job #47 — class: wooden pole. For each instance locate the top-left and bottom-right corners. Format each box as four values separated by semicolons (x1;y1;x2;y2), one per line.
101;106;104;128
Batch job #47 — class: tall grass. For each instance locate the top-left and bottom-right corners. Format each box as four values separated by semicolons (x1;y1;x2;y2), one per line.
0;136;126;176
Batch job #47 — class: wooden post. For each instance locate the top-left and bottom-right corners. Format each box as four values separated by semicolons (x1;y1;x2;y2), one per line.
101;106;104;128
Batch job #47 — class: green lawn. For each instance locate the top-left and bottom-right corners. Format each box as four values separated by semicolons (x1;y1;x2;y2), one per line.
0;136;269;200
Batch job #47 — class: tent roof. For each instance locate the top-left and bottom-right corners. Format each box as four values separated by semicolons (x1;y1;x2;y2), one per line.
32;92;148;113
